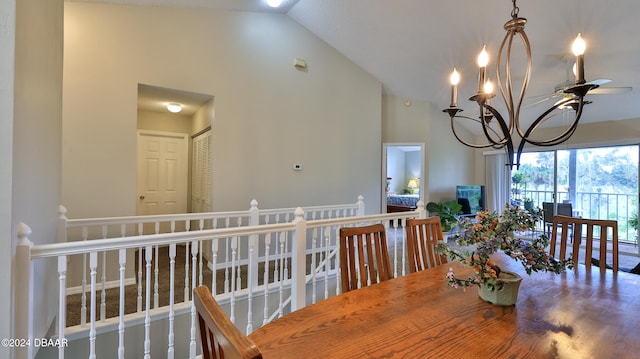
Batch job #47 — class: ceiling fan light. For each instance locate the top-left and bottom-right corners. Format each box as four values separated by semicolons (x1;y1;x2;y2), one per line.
167;103;182;113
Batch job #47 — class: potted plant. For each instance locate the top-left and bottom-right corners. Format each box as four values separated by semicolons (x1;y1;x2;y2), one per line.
436;204;573;306
426;200;462;232
523;198;534;210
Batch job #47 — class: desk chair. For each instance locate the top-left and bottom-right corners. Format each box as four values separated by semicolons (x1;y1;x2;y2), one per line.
193;285;263;359
339;223;393;292
550;215;619;272
405;217;448;273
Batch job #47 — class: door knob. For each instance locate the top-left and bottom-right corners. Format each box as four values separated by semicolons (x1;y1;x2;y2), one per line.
139;195;145;200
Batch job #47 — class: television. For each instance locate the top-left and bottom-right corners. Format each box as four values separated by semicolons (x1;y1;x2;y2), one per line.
456;185;486;215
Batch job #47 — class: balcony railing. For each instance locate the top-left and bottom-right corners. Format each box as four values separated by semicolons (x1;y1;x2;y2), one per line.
518;190;638;244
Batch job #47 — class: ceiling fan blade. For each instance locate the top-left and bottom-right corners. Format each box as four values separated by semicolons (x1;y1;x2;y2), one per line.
588;86;632;95
588;78;612;86
523;96;552;109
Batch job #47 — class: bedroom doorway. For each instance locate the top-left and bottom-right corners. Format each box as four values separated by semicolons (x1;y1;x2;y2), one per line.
382;143;425;213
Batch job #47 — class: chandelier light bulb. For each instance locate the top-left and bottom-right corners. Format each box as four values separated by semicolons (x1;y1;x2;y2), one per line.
483;81;493;94
450;68;460;85
449;68;460;107
572;33;586;56
477;45;489;67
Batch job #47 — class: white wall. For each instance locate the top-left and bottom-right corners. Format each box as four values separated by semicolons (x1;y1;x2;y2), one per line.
382;94;475;204
0;1;15;355
63;3;382;217
7;0;64;356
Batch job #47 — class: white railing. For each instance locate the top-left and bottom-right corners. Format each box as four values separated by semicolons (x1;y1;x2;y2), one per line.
57;197;365;328
15;198;426;358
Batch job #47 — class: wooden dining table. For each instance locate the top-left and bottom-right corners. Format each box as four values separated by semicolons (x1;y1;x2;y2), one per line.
248;256;640;358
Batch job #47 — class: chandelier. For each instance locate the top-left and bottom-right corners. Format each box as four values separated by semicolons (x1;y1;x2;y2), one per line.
443;0;598;169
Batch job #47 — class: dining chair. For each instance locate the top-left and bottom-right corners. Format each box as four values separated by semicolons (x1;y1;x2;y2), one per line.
193;285;263;359
549;215;619;272
542;202;554;236
405;217;448;273
339;223;393;292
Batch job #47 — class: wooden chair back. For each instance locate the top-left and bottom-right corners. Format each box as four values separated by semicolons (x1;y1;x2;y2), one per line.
339;223;393;292
193;285;263;359
405;217;447;273
550;215;619;272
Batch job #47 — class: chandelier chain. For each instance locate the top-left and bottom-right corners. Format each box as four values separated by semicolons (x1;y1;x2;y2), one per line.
511;0;519;18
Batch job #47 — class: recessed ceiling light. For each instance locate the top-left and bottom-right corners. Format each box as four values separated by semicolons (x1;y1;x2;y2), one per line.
266;0;282;8
167;103;182;113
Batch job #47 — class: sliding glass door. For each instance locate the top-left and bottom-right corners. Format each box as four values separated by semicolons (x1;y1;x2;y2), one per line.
511;145;639;243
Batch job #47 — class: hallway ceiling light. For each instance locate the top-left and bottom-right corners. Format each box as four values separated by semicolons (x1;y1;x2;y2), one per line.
266;0;283;8
443;0;598;169
167;103;182;113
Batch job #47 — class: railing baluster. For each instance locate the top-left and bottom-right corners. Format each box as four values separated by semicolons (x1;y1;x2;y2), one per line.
137;223;143;313
167;243;176;359
198;219;204;286
323;226;330;300
278;231;285;318
189;240;198;359
230;236;238;323
184;240;190;302
101;225;107;322
311;228;318;304
144;246;152;359
89;252;98;359
246;233;255;334
81;226;88;327
58;255;67;359
263;232;271;326
118;249;126;359
211;238;218;294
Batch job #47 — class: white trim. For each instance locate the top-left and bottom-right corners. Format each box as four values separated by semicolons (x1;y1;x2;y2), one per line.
66;278;137;295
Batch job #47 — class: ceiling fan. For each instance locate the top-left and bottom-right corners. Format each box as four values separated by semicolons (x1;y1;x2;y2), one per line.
525;56;632;109
525;78;632;109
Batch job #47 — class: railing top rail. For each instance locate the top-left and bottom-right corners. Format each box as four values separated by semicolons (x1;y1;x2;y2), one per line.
28;209;422;259
306;211;420;229
30;221;297;259
64;210;252;228
260;203;359;215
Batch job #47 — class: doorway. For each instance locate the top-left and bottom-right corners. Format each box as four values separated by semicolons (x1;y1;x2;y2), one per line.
382;143;425;213
136;84;214;217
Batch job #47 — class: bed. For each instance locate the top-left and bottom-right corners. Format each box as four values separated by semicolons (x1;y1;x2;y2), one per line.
386;194;420;212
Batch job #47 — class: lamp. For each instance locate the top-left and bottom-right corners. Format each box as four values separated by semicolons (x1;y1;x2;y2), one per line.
407;179;418;193
443;0;598;169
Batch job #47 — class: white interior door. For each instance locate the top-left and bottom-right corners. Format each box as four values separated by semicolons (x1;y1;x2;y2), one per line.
192;130;212;213
137;130;188;216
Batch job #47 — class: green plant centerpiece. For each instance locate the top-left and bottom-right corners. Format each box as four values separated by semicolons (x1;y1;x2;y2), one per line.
426;200;462;232
436;204;573;306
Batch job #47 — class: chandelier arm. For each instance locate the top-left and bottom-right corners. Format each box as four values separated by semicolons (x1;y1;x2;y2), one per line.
484;104;516;166
513;30;532;137
480;103;510;147
448;113;506;149
521;97;585;147
496;30;515;132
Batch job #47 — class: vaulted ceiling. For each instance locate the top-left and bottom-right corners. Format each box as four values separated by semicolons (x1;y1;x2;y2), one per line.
70;0;640;128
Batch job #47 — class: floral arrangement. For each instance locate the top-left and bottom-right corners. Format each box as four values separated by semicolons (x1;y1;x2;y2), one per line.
436;204;573;291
